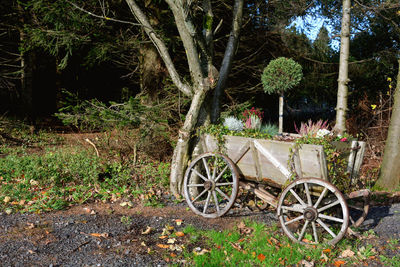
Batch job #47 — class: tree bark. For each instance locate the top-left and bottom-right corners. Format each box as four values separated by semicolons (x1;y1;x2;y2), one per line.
278;94;284;134
211;0;244;123
334;0;351;135
18;3;35;124
375;59;400;190
170;87;208;196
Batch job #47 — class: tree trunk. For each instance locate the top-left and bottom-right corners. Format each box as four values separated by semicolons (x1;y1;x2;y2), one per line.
18;3;35;124
170;87;208;196
375;59;400;190
278;93;284;134
334;0;351;135
211;0;244;123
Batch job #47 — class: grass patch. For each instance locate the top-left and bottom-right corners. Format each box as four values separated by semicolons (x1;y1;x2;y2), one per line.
177;220;396;266
0;146;170;213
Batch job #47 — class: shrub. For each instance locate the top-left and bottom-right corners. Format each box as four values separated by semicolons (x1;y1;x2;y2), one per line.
295;119;330;137
261;57;303;95
260;123;279;136
223;116;243;132
245;114;262;131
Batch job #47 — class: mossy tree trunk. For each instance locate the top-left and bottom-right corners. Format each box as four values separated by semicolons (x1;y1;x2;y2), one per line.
375;59;400;191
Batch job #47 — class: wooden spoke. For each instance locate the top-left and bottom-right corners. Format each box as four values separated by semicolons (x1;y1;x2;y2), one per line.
319;214;344;223
212;191;220;214
192;189;207;203
312;222;318;243
298;220;310;241
284;215;304;226
191;169;208;182
318;200;340;213
211;157;217;180
187;183;204;187
216;182;234;186
202;157;211;180
290;189;307;206
304;182;312;206
280;205;304;213
317;219;337;238
216;187;230;201
314;187;328;208
202;192;211;214
214;165;228;182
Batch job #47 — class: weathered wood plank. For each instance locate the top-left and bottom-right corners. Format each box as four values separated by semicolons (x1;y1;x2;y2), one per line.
232;141;250;164
250;141;262;181
253;140;292;180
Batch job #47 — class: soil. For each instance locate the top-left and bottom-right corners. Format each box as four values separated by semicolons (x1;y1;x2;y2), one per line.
1;199;399;267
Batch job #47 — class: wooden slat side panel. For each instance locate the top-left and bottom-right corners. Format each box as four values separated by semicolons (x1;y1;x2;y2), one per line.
254;140;294;185
298;144;327;180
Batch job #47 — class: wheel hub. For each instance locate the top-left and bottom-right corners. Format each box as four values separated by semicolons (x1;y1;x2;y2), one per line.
204;180;215;191
303;207;318;221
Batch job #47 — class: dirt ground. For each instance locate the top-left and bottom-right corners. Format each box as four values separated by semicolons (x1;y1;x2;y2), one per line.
1;199;399;267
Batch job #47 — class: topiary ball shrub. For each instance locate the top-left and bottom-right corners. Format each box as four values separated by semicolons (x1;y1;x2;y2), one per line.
261;57;303;94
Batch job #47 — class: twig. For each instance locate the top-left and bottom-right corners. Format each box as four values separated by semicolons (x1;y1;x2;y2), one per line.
85;138;99;157
71;240;91;253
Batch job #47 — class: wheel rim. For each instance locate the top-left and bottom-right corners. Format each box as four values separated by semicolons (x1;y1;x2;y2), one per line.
277;178;349;245
183;153;239;218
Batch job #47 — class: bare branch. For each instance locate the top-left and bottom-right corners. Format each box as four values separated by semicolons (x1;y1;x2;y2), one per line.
125;0;193;97
165;0;205;87
66;0;142;27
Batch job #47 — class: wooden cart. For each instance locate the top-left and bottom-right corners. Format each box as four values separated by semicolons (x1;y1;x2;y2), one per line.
183;134;369;245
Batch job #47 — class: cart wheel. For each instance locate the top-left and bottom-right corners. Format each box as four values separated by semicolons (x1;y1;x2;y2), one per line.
277;178;349;246
346;189;370;228
183;152;239;218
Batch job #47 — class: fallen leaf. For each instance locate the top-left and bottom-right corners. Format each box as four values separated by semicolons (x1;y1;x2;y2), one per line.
323;248;331;253
167;238;176;244
252;251;256;257
257;253;266;262
300;259;314;267
141;226;153;235
90;233;109;238
341;249;355;258
26;222;35;229
141;241;147;247
19;200;25;205
5;209;12;215
334;260;346;267
230;242;242;251
170;253;177;258
30;179;38;186
175;219;183;226
175;232;185;237
193;248;209;255
3;196;10;203
157;244;170;249
159;235;168;239
27;249;35;254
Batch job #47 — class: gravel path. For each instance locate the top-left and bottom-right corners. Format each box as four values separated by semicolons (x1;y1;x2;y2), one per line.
0;201;399;266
